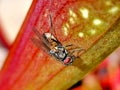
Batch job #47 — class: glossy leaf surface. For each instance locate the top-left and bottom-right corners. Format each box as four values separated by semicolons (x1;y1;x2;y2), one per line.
0;0;120;90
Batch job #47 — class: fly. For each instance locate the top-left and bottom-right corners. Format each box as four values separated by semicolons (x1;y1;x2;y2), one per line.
32;14;85;65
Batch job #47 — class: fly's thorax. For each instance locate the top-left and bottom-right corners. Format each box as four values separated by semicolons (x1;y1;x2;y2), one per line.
49;45;68;60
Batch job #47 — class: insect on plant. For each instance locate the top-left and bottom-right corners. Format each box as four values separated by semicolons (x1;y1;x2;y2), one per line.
32;14;85;65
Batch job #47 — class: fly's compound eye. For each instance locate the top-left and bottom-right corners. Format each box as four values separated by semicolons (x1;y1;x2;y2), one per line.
63;57;73;65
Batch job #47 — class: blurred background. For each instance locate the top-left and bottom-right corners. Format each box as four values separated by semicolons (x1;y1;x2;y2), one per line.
0;0;32;69
0;0;120;90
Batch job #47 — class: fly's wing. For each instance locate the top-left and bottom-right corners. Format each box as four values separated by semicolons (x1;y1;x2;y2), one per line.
32;28;52;48
32;28;51;53
31;37;50;53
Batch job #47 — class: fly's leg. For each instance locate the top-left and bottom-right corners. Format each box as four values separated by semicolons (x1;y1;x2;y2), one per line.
49;0;54;35
69;48;85;58
64;44;74;51
65;44;85;56
65;44;73;47
49;14;56;37
49;14;54;34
